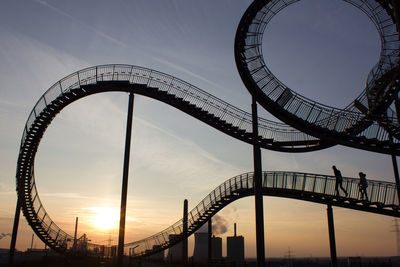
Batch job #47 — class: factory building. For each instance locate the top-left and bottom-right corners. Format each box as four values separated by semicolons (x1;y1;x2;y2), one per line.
193;232;208;263
227;223;244;262
148;245;164;261
211;236;222;259
166;234;183;263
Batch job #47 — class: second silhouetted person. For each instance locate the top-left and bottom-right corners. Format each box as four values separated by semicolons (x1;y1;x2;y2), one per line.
358;172;368;200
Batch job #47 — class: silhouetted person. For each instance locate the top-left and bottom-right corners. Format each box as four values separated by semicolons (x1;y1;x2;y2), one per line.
358;172;368;201
332;165;347;197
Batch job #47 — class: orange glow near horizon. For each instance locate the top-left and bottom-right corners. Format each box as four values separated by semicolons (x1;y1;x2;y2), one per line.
86;207;120;231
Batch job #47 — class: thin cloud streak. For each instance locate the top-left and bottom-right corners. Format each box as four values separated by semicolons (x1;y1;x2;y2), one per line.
33;0;127;47
39;192;97;200
152;56;222;90
135;116;231;168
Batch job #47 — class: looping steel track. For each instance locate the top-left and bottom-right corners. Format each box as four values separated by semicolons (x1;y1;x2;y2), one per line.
235;0;400;154
15;0;400;257
16;65;330;252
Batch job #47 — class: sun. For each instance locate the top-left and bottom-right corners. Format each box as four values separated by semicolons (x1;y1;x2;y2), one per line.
88;207;120;231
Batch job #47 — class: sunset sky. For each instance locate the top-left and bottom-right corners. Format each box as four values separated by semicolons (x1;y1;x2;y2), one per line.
0;0;398;258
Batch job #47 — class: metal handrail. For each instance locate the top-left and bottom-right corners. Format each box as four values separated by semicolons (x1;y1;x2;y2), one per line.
17;64;331;254
124;171;399;257
20;64;320;149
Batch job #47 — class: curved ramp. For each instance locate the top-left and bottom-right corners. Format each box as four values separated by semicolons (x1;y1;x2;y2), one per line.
126;171;400;258
16;65;332;253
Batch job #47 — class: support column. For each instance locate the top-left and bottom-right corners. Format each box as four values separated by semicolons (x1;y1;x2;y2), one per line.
118;92;135;267
391;0;399;32
391;154;400;204
30;234;34;250
182;199;188;264
208;218;212;262
327;204;337;267
252;95;265;267
9;199;21;265
73;217;78;250
393;96;400;204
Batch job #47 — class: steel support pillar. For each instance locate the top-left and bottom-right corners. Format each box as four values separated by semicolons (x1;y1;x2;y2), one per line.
118;92;135;267
9;200;21;265
252;95;265;267
30;234;34;250
327;204;337;267
392;153;400;204
208;218;212;262
391;0;399;32
182;199;188;264
393;96;400;204
73;217;78;250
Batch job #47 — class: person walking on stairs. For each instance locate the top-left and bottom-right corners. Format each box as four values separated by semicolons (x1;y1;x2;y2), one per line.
332;165;347;197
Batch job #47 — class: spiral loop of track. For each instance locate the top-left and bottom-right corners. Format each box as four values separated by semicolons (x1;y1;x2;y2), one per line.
235;0;400;152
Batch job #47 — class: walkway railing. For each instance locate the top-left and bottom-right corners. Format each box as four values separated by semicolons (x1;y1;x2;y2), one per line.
124;171;399;257
21;64;321;152
17;58;400;255
27;180;73;250
18;64;332;255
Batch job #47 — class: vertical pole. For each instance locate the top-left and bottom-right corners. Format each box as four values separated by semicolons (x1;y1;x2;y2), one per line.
391;0;399;33
208;218;212;262
9;200;21;265
118;92;135;267
73;217;78;249
327;204;337;267
393;96;400;204
391;154;400;204
30;234;34;250
393;219;400;256
182;199;188;264
252;95;265;267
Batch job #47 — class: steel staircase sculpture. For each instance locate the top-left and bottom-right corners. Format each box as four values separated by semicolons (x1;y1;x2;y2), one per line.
14;0;400;258
16;64;334;253
125;171;400;258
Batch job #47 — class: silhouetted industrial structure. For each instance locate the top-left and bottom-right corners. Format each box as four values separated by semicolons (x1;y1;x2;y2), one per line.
227;223;244;262
148;245;164;261
193;232;208;264
166;234;183;263
211;236;222;259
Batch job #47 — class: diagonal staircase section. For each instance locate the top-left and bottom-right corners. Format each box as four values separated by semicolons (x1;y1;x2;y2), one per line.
125;171;400;258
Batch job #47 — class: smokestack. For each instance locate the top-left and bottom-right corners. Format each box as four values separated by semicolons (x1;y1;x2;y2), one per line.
234;223;237;237
73;217;78;249
30;234;34;250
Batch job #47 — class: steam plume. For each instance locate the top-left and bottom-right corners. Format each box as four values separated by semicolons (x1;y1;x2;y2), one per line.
212;215;228;235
